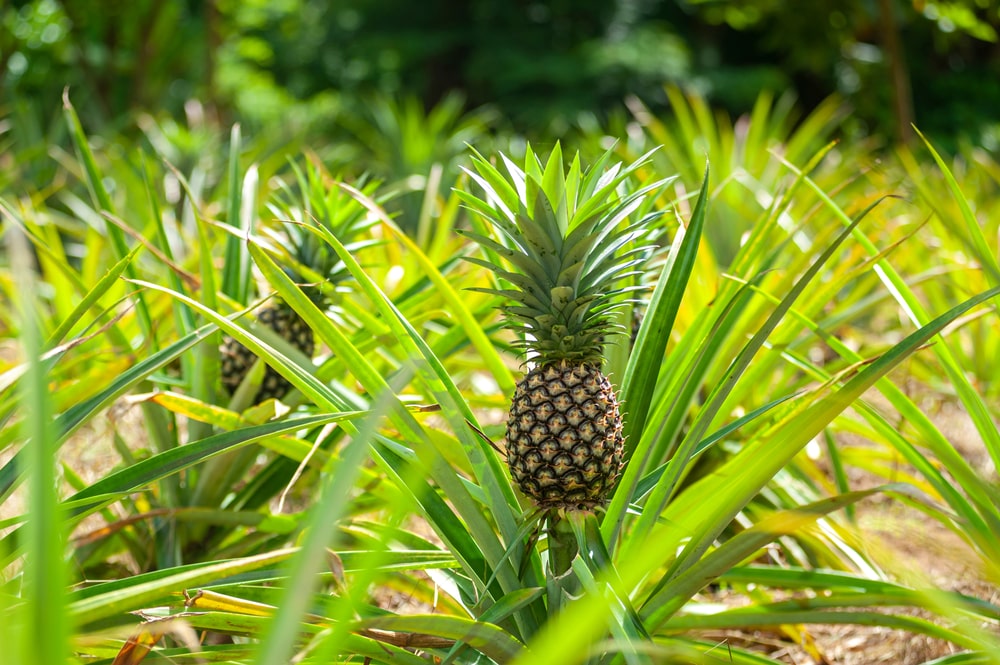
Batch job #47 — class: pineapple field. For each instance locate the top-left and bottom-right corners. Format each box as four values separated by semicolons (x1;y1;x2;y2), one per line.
1;87;998;664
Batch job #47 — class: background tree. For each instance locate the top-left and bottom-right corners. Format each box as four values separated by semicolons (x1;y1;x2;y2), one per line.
2;0;999;146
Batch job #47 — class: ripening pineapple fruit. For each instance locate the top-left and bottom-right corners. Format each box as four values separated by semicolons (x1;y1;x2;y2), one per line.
459;144;667;509
220;164;377;404
220;290;317;403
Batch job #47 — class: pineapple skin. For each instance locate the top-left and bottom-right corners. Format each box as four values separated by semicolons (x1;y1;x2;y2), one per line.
220;302;315;403
506;360;625;508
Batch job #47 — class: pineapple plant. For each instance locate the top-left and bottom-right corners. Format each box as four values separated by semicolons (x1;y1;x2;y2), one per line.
220;162;378;404
458;144;668;510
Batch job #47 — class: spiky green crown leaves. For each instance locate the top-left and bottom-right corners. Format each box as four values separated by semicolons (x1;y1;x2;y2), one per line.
458;143;672;363
264;159;381;306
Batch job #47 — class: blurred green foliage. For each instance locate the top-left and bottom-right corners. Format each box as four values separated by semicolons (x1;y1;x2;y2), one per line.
1;0;207;126
2;0;1000;146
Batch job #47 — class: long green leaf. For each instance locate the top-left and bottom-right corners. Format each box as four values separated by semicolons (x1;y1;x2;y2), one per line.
12;225;70;665
70;549;298;626
789;161;1000;476
620;165;709;449
45;247;142;348
247;237;521;614
358;614;526;663
626;195;879;552
253;384;396;665
62;91;154;339
0;322;218;506
663;609;979;650
736;269;1000;546
640;485;900;625
221;124;251;302
313;214;523;555
339;180;516;395
133;276;344;411
68;412;359;514
660;286;1000;583
0;412;359;563
913;127;1000;285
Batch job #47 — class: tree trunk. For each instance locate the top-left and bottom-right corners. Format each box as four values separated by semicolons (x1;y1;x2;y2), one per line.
878;0;915;144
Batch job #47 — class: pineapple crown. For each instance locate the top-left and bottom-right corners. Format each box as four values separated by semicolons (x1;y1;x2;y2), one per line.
457;143;672;363
263;158;381;307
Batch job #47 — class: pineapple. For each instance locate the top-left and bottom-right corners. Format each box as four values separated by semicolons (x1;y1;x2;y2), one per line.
459;144;666;510
220;295;317;403
220;163;377;404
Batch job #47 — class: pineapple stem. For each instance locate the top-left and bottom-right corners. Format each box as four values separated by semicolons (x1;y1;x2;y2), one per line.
545;509;580;612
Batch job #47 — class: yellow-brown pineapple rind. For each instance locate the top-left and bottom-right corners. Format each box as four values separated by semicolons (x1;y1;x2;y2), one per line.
220;302;315;403
506;360;624;509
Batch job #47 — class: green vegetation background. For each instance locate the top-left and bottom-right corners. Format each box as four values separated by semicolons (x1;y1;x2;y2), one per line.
4;0;1000;150
3;3;1000;664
